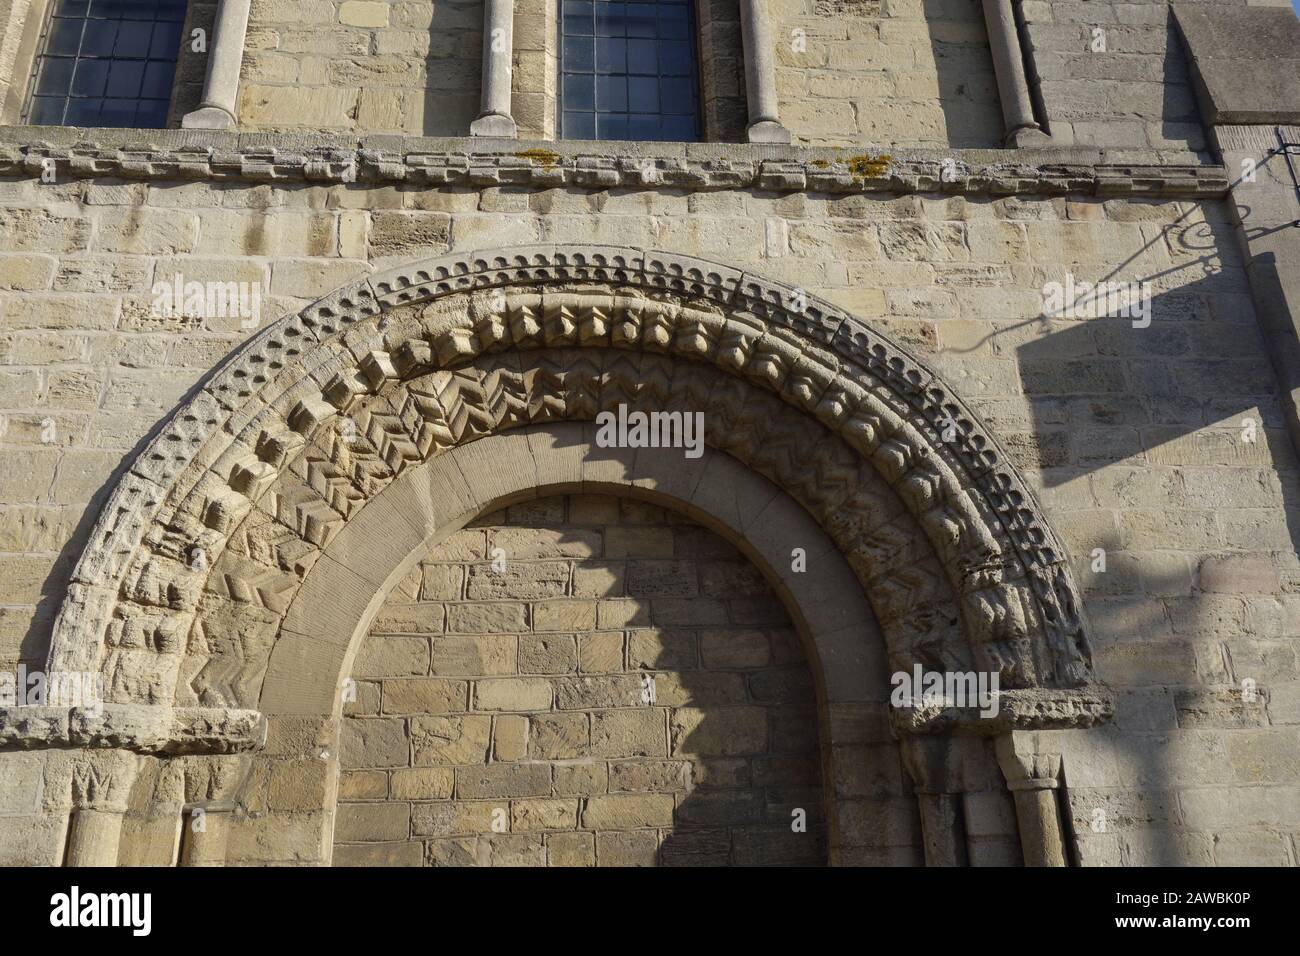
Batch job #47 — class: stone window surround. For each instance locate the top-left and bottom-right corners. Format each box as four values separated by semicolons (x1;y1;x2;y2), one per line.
481;0;1053;146
476;0;790;143
218;0;1052;145
0;0;56;124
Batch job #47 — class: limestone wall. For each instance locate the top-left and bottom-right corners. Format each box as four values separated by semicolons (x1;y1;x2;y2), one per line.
773;0;1003;148
0;0;1192;148
334;493;830;866
0;162;1296;864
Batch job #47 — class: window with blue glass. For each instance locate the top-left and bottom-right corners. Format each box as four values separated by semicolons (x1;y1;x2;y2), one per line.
560;0;700;142
23;0;187;128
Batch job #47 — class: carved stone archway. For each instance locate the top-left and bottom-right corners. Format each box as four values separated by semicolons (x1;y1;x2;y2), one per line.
13;245;1111;866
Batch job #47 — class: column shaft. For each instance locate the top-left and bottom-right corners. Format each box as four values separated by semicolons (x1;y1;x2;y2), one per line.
981;0;1047;145
182;0;252;129
995;731;1070;867
470;0;518;136
1009;787;1068;867
64;809;125;866
739;0;791;144
178;807;235;866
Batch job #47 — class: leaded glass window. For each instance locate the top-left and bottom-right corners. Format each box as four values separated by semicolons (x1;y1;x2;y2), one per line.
24;0;186;129
559;0;701;142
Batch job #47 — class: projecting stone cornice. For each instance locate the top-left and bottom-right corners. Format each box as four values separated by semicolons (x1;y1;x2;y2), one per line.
0;128;1229;198
890;688;1116;737
0;705;266;754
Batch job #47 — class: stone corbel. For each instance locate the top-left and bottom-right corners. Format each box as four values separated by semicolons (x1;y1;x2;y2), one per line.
739;0;791;144
470;0;518;137
995;730;1069;867
181;0;252;130
981;0;1051;146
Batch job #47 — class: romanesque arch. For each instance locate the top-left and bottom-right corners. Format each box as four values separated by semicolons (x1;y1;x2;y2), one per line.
26;245;1112;866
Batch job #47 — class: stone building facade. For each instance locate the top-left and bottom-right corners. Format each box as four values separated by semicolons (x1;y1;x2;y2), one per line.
0;0;1297;867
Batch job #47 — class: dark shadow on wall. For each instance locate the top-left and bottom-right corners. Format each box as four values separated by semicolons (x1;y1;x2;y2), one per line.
696;0;748;143
168;1;217;126
570;430;911;866
964;199;1300;552
1063;527;1185;866
423;0;485;135
920;0;1005;148
1002;207;1300;596
1059;524;1284;866
1157;7;1216;162
331;483;851;867
979;199;1300;865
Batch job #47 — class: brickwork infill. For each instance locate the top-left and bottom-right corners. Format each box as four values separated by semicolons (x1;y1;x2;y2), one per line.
334;493;827;866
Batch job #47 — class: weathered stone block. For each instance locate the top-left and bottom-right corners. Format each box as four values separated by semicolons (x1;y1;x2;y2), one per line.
582;793;675;829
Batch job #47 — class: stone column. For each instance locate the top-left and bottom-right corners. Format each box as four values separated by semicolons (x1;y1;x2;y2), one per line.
995;731;1069;867
981;0;1049;146
470;0;518;137
65;809;127;866
178;756;251;866
182;0;252;129
739;0;791;144
59;751;139;866
900;736;976;867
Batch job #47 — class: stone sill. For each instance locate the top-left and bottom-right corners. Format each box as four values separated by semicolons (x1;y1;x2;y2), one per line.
0;126;1229;199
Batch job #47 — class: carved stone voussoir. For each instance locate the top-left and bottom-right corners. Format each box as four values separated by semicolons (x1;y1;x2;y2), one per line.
47;245;1101;722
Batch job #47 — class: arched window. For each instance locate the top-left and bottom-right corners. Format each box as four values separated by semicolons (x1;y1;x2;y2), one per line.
22;0;186;128
559;0;701;142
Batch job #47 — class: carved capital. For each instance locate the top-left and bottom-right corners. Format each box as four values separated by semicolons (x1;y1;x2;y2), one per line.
995;730;1063;792
45;749;141;813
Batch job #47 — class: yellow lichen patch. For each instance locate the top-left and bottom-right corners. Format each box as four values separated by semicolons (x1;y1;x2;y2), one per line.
514;148;561;168
846;154;891;179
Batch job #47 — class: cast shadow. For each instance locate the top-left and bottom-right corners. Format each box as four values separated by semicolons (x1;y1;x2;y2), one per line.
921;0;1006;149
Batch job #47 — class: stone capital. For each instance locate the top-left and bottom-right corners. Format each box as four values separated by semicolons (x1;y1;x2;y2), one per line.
994;730;1063;792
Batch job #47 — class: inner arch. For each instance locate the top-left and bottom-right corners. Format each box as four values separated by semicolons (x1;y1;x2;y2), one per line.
251;423;910;864
334;491;832;868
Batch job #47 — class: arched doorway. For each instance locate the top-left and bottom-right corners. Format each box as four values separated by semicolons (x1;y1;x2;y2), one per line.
31;245;1111;866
